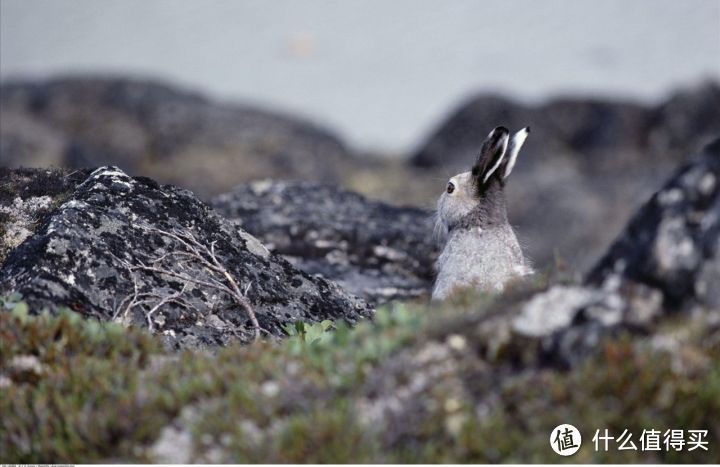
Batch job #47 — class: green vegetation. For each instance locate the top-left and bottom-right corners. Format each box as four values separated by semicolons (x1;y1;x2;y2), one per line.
1;293;718;463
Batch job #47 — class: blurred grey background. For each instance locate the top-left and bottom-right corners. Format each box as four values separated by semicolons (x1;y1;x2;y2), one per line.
2;0;719;153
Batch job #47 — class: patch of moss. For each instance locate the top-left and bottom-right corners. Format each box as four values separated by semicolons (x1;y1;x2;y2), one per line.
1;293;718;463
446;335;719;463
1;297;163;462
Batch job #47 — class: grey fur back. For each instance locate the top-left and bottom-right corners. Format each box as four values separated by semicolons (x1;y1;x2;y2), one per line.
432;224;531;300
431;126;532;300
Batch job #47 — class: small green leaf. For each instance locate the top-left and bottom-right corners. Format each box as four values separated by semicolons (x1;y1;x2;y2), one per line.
11;301;29;322
7;292;23;302
283;323;298;336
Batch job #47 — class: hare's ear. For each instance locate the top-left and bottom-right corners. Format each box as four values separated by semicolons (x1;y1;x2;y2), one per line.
472;126;509;186
501;127;530;179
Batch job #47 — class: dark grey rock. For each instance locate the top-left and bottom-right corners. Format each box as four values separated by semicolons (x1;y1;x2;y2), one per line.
505;139;720;367
649;81;720;159
411;95;538;170
411;82;719;172
0;167;372;349
539;98;651;164
587;138;720;308
211;180;438;305
0;167;91;263
0;77;360;197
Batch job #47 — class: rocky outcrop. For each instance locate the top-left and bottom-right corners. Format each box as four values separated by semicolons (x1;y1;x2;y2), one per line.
0;167;371;349
410;82;720;273
587;138;720;308
499;138;720;367
0;77;362;197
211;181;437;304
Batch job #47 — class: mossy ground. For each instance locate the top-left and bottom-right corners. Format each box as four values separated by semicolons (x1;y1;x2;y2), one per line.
1;291;718;463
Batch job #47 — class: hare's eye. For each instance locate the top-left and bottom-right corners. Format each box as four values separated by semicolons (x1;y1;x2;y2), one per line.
446;182;455;194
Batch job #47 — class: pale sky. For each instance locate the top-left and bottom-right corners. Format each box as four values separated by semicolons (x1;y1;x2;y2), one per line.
2;0;719;152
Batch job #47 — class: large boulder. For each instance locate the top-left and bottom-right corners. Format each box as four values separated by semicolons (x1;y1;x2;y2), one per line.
0;167;371;349
587;137;720;308
503;138;720;367
211;180;438;304
0;77;361;197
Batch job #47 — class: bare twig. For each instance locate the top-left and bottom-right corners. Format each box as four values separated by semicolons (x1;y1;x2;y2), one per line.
144;282;189;332
111;225;262;340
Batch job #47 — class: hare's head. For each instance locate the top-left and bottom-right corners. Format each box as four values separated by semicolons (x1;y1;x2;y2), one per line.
434;126;529;242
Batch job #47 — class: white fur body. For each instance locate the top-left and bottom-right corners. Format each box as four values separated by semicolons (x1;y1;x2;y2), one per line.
432;225;531;300
431;126;532;300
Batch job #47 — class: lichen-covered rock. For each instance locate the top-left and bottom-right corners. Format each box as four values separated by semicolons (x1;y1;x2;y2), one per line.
211;181;438;304
406;139;720;370
0;167;371;348
587;138;720;307
481;140;720;366
0;167;90;263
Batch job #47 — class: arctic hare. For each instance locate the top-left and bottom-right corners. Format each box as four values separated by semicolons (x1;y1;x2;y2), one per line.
432;126;532;300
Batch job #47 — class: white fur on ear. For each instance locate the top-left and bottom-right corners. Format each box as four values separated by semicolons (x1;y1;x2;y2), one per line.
482;134;509;183
503;127;530;179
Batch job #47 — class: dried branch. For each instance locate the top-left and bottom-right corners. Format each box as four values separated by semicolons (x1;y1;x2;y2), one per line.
111;225;262;340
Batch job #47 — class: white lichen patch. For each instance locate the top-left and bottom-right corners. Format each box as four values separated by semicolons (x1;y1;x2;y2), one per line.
238;229;270;259
261;380;280;398
249;179;274;195
0;374;12;389
65;273;76;286
8;354;45;376
446;334;467;352
0;195;53;253
80;166;135;192
698;172;716;195
373;245;407;261
653;217;699;273
513;285;610;337
657;188;684;206
150;407;197;463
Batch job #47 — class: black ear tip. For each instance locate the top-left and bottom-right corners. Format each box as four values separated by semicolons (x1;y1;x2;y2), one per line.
495;126;510;134
525;126;531;133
